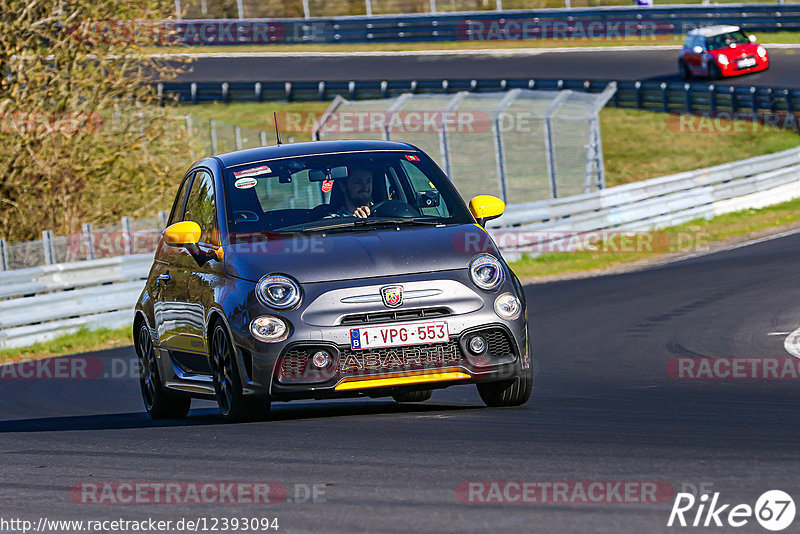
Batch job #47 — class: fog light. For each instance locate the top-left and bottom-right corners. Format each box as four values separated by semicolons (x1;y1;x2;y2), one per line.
494;293;522;320
249;316;288;343
311;350;332;369
468;336;487;355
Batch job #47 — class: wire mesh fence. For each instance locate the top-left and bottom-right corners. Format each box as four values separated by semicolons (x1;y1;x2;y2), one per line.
313;86;616;205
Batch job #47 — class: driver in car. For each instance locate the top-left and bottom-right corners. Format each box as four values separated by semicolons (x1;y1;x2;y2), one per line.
328;167;373;218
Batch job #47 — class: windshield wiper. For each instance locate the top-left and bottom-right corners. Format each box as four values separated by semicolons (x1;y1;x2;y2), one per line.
299;218;443;234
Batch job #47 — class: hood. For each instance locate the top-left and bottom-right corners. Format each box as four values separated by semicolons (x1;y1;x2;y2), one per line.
224;224;499;284
712;42;760;58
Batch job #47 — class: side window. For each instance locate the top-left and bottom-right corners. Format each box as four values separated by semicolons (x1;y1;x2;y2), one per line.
400;160;450;218
183;171;218;246
684;34;693;49
167;174;193;227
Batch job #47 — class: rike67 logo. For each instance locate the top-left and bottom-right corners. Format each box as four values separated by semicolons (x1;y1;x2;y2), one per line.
668;490;796;531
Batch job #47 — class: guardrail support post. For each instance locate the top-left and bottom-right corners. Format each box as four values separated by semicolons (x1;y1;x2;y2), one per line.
635;81;642;109
285;82;293;102
785;90;795;114
121;217;133;255
221;82;229;103
42;230;55;265
0;238;8;271
730;86;738;113
709;84;717;115
348;81;356;99
255;82;263;102
190;82;197;105
82;223;96;261
684;83;692;113
235;125;243;150
661;82;668;112
750;86;758;113
210;119;218;152
380;80;389;98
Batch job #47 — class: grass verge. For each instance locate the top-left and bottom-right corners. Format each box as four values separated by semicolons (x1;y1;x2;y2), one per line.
0;326;133;365
508;196;800;279
181;103;800;186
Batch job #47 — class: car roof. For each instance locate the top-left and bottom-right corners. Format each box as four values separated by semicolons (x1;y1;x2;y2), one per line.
688;25;741;37
213;140;420;169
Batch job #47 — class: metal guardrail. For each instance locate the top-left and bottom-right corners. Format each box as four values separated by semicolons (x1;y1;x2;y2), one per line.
2;147;799;348
487;146;800;256
159;79;800;116
0;255;152;349
163;4;800;45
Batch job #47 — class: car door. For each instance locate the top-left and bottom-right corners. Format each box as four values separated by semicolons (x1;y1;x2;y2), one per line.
153;171;194;352
685;35;705;72
169;169;225;375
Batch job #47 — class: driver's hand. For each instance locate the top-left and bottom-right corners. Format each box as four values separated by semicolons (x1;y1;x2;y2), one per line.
353;205;371;218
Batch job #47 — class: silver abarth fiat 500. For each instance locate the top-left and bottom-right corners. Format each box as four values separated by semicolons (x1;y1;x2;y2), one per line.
134;140;531;422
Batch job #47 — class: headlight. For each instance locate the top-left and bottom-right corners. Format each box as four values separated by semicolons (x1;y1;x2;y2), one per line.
256;274;301;309
494;293;522;320
250;315;289;342
716;54;729;66
757;46;767;57
469;254;504;291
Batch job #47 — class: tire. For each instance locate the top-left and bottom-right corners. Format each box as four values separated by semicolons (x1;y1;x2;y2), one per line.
392;389;433;403
708;63;722;80
477;367;533;408
209;323;271;423
136;323;191;419
679;60;692;80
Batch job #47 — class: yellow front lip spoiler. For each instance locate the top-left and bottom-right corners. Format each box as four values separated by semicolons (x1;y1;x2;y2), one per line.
334;367;471;391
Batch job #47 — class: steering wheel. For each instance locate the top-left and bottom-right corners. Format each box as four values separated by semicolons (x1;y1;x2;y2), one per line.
369;200;419;218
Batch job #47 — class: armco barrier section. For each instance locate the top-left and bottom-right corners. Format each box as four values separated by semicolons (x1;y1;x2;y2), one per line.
487;146;800;257
159;79;800;118
0;255;152;349
2;147;800;347
164;4;800;45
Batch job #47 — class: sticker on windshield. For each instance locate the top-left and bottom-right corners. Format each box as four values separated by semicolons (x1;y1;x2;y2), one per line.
321;180;333;193
234;177;258;190
233;165;272;179
405;154;420;161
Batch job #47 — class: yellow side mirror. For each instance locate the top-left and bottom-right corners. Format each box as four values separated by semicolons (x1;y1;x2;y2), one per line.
469;195;505;226
163;221;201;247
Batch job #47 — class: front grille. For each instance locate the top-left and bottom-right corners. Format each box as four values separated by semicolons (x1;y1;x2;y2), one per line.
279;348;311;381
484;328;515;359
338;340;462;375
340;307;450;326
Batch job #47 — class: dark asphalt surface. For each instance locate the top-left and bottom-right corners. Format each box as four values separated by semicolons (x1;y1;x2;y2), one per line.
2;232;800;532
177;48;800;88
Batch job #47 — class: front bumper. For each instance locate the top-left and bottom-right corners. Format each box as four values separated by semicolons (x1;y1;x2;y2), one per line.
226;270;529;400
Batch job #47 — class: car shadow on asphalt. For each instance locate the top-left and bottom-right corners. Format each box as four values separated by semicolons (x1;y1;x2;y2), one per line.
0;401;484;433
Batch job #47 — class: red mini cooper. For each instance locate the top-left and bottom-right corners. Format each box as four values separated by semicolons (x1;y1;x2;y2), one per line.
679;25;769;80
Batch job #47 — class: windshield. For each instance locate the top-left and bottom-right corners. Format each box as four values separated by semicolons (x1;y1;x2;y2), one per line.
707;30;750;50
223;150;473;234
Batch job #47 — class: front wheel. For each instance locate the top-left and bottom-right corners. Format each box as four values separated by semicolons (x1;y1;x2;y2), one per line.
136;323;191;419
679;59;692;80
477;367;533;407
210;323;271;423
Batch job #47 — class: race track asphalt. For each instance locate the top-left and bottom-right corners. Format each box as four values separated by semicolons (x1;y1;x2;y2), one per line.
2;231;800;532
174;48;800;89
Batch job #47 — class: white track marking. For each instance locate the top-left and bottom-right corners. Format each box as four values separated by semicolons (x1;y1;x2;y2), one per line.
784;327;800;359
768;332;791;336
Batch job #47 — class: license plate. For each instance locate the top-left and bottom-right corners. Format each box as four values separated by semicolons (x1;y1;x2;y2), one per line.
350;321;449;350
738;58;756;68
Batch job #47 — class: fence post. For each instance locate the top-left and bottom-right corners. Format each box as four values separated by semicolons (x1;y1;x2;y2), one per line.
491;89;520;203
383;93;412;141
260;131;268;146
82;223;96;261
121;217;133;255
543;91;570;199
429;0;436;13
365;0;373;16
302;0;310;18
439;92;466;180
0;238;8;271
158;211;169;228
42;230;55;265
496;0;502;9
235;125;243;150
185;115;193;137
236;0;244;19
210;119;218;152
174;0;182;21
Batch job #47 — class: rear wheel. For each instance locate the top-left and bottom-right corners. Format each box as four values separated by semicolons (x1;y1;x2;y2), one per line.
210;323;271;422
392;389;433;403
477;367;533;408
136;323;191;419
679;59;692;80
